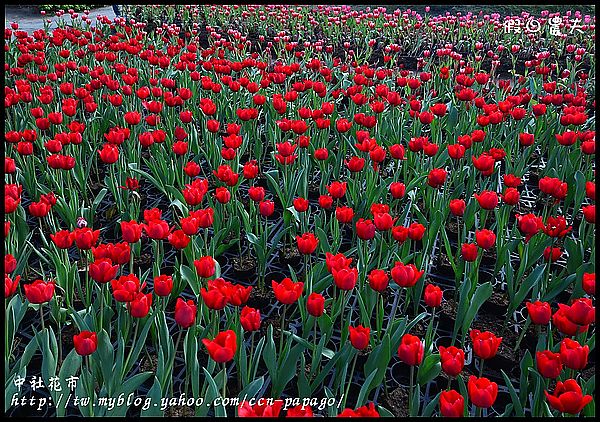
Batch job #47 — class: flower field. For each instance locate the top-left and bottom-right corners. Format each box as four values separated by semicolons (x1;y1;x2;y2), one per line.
4;4;596;417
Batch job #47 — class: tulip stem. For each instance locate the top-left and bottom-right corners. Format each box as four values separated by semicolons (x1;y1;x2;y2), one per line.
479;359;484;378
99;284;105;332
222;362;227;398
342;351;358;409
409;365;415;416
124;320;139;377
40;305;45;331
513;318;531;352
279;305;287;360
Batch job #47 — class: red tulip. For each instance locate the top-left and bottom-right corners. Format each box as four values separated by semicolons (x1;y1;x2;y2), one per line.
144;220;170;240
194;256;216;278
168;230;191;249
536;350;563;379
348;325;370;350
335;206;354;224
307;293;325;317
238;399;284;417
128;292;152;318
154;275;173;297
240;306;261;331
427;168;447;188
89;258;119;284
439;346;465;377
73;228;100;249
559;338;589;370
111;274;143;303
545;379;592;415
259;200;275;217
120;220;142;243
582;273;595;296
475;229;496;249
332;267;358;291
5;275;20;297
470;329;502;360
98;143;119;164
73;331;98;356
397;334;424;366
423;284;443;307
356;218;376;240
337;402;380;417
5;254;17;274
368;269;389;292
23;279;55;304
391;262;423;288
296;233;318;254
175;298;197;328
474;190;498;210
449;199;466;216
461;243;478;261
439;389;464;417
468;376;498;408
286;405;314;417
272;278;303;304
553;305;589;336
565;298;595;326
202;330;237;363
526;301;552;325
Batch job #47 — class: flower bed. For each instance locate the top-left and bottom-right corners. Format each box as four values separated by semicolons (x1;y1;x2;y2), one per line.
4;5;596;418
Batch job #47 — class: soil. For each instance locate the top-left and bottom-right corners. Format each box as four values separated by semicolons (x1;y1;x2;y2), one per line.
381;386;409;417
279;244;302;265
165;406;195;417
232;254;257;274
247;285;275;310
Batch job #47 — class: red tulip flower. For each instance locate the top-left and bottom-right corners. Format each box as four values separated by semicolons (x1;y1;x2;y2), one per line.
545;379;592;415
368;269;389;292
175;298;197;328
332;267;358;290
307;292;325;317
153;275;173;297
23;279;55;304
470;330;502;360
525;301;552;325
337;402;379;417
423;284;443;307
439;389;465;417
238;399;284;417
475;229;496;250
348;325;371;350
559;338;589;370
202;330;237;363
391;262;423;288
73;228;100;250
439;346;465;377
240;306;261;331
89;258;119;284
194;256;216;279
272;278;303;304
536;350;563;379
468;376;498;408
128;292;152;318
73;331;98;356
397;334;424;366
296;233;318;254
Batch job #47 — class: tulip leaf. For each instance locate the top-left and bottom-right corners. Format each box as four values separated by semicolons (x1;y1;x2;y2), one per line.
140;376;163;417
202;367;227;416
238;375;264;401
55;349;81;416
356;369;378;407
460;281;492;341
106;372;152;416
508;264;544;316
501;369;524;416
416;353;441;385
377;405;395;417
364;334;391;395
422;391;440;416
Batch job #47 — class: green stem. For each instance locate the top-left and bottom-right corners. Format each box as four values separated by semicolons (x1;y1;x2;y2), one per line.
222;362;227;398
279;305;287;359
343;352;359;409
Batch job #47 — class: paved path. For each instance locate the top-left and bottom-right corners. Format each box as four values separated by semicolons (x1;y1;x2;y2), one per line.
4;5;116;33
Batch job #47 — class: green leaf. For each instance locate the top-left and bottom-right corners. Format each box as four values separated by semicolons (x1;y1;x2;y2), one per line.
416;353;441;385
141;377;164;417
501;370;524;416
